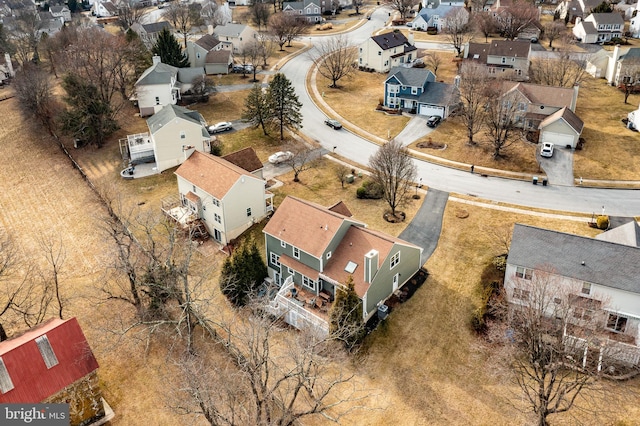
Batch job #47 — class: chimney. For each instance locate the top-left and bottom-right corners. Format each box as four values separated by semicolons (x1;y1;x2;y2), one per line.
152;55;161;65
407;31;414;46
571;84;579;112
364;249;379;283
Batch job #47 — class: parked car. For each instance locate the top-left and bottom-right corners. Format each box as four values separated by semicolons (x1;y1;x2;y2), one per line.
426;115;441;128
208;122;233;134
232;64;254;73
324;119;342;130
268;151;293;164
540;142;554;158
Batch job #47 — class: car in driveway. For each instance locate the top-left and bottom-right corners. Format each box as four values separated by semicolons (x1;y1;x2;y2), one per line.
324;119;342;130
268;151;293;164
426;115;441;128
208;122;233;134
540;142;554;158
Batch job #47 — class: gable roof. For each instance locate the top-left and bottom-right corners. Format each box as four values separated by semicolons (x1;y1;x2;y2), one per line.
205;49;232;65
0;318;99;403
467;40;530;62
213;23;249;38
619;47;640;63
263;196;365;258
141;21;171;34
49;5;68;13
371;31;413;50
589;12;624;25
418;81;460;107
539;106;584;134
504;82;575;109
386;66;435;88
177;67;205;84
102;1;117;13
146;104;206;134
195;34;221;51
327;201;352;217
135;61;178;86
221;147;263;173
508;224;640;294
596;220;640;247
175;151;257;200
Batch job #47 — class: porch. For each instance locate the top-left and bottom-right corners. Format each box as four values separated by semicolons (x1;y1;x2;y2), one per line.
564;333;640;371
268;278;331;337
119;132;154;164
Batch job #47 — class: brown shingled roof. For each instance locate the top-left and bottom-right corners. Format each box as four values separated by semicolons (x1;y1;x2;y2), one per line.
222;147;263;173
539;106;584;134
175;151;255;200
504;82;575;109
195;34;221;51
327;201;352;217
205;49;232;65
468;40;530;62
371;31;410;50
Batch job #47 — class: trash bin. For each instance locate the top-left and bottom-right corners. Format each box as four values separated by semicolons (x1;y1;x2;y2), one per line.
542;179;548;186
533;176;538;185
377;304;389;320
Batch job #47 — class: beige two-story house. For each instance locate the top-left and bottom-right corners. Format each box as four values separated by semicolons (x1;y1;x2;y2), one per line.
359;31;417;73
464;40;531;80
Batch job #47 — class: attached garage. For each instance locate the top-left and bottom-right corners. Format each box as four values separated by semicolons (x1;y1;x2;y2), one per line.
419;104;444;117
538;107;584;149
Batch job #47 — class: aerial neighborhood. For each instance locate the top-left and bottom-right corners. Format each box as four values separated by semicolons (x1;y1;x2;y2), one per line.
1;0;640;424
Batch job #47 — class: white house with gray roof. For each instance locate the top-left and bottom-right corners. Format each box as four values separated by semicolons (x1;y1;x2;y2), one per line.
505;224;640;367
282;0;322;23
212;23;257;54
131;21;172;48
573;13;624;44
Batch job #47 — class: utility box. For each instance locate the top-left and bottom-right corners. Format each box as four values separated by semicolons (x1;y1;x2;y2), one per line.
377;304;389;320
346;174;355;183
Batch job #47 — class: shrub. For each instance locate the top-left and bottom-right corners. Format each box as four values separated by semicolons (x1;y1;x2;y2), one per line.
492;254;507;272
356;186;367;199
356;180;383;199
596;215;609;230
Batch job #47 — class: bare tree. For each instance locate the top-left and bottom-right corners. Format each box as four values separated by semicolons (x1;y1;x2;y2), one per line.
494;3;540;40
284;16;309;47
37;234;66;320
369;139;417;219
308;34;358;88
544;21;565;49
443;7;474;56
474;12;496;43
12;11;40;65
335;164;350;188
529;51;588;88
283;143;317;182
201;0;224;26
352;0;363;15
250;2;271;31
384;0;419;20
164;2;202;49
506;268;621;426
117;0;145;30
12;62;59;134
256;32;275;68
269;13;294;51
618;58;640;104
458;61;489;145
484;83;522;158
241;41;263;82
424;51;442;76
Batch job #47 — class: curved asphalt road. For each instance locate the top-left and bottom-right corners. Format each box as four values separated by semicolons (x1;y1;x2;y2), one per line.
279;7;640;217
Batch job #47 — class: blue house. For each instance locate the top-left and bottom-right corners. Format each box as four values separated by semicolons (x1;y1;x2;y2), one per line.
383;67;460;118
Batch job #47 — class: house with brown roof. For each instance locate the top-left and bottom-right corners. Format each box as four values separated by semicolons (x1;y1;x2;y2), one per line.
171;151;273;245
538;107;584;149
221;146;264;179
502;81;580;131
263;196;423;335
464;40;531;80
358;30;417;73
0;318;113;426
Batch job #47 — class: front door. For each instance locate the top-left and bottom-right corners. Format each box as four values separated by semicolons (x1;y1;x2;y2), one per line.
274;272;281;286
393;273;399;292
214;229;221;242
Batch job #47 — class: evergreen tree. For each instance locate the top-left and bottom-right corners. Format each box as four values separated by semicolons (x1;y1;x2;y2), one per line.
591;1;612;13
329;275;365;350
151;28;189;68
243;84;272;136
267;73;302;140
220;239;267;306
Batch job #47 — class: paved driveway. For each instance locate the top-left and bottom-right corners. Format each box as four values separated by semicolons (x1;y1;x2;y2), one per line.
394;115;433;146
538;147;574;186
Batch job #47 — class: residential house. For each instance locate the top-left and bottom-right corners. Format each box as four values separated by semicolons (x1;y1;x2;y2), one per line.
631;1;640;38
187;34;233;74
538;107;584;149
1;0;36;17
263;196;423;335
410;4;469;32
282;0;322;23
221;146;265;180
36;11;64;37
49;4;71;21
606;46;640;87
212;23;257;54
120;103;211;173
0;52;15;85
93;0;118;17
421;0;466;8
131;21;172;48
555;0;604;23
383;66;460;118
359;30;417;73
585;48;611;78
573;13;624;44
627;103;640;131
0;317;113;425
505;223;640;368
502;81;580;131
169;150;273;245
464;40;531;80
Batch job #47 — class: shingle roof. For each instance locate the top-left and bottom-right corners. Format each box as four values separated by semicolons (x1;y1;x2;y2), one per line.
175;151;255;200
620;48;640;62
371;31;411;50
386;66;435;88
539;106;584;134
590;12;624;25
146;104;206;134
195;34;221;51
327;201;352;217
468;40;530;62
595;221;640;247
508;224;640;294
418;81;460;107
49;5;67;12
135;61;178;86
177;67;205;85
504;82;575;109
213;23;248;38
142;21;171;34
580;20;598;35
222;147;263;173
205;49;232;64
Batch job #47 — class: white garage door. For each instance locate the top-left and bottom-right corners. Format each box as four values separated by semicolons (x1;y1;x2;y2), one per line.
419;104;444;117
541;131;575;148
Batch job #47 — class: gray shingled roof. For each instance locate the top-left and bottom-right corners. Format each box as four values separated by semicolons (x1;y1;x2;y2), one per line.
508;224;640;294
371;31;410;50
386;67;435;88
580;20;598;35
418;81;460;107
195;34;220;51
135;62;178;86
146;104;206;134
142;21;171;34
620;48;640;62
213;23;248;38
590;12;624;25
539;107;584;134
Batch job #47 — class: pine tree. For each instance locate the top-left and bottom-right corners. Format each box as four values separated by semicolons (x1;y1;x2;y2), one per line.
329;275;365;350
267;73;302;140
152;28;189;68
243;84;272;136
220;239;268;306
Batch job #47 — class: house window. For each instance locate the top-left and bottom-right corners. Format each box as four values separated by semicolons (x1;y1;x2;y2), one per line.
582;282;591;295
196;52;200;59
573;307;595;322
513;288;530;301
247;207;252;217
411;87;418;95
155;96;160;105
0;358;13;394
293;247;300;259
180;131;186;139
214;213;221;223
511;57;515;62
326;251;332;259
193;185;197;192
288;267;293;274
515;266;532;280
212;198;220;207
389;85;399;94
516;69;522;76
35;335;59;369
607;314;628;333
554;297;562;305
302;275;317;291
518;102;526;111
378;51;382;56
270;252;280;267
501;57;506;64
390;252;400;269
281;240;287;248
